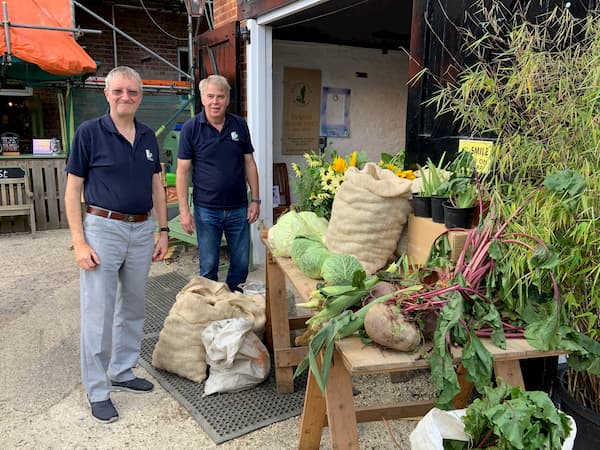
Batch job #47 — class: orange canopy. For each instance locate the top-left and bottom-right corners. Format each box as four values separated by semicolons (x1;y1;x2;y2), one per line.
0;0;97;76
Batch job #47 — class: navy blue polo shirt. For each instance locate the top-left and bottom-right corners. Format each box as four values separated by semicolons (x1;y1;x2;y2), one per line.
178;111;254;209
66;114;161;214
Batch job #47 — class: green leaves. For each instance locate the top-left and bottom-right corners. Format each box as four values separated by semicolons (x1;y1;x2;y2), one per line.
543;169;586;197
458;380;572;450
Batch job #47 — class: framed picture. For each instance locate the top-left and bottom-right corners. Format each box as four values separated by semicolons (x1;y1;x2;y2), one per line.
320;87;351;137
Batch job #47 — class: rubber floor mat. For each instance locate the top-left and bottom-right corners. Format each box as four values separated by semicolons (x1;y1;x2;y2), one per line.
140;272;307;444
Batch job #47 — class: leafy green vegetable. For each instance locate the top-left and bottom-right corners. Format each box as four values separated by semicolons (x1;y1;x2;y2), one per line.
297;246;331;279
320;253;364;286
297;211;329;241
450;379;573;450
267;211;311;257
290;235;325;262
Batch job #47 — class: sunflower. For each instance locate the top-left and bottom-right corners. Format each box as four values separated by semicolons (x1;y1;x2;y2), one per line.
320;169;335;191
396;169;416;180
327;173;345;193
331;156;348;174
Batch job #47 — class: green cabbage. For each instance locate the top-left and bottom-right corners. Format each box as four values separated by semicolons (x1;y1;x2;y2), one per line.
320;253;364;285
297;246;331;279
291;235;325;263
267;211;311;257
297;211;329;243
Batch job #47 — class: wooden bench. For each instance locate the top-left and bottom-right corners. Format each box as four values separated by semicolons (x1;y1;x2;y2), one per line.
0;167;36;233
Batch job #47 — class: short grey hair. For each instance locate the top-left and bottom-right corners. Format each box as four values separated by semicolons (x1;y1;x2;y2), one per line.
105;66;143;91
199;75;231;98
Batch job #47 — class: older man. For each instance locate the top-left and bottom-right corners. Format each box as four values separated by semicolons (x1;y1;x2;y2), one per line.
176;74;260;292
65;66;168;423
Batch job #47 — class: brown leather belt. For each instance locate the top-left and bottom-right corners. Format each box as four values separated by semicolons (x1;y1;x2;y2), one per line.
86;206;150;223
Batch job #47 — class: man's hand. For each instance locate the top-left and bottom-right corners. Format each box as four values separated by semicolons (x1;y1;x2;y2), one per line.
152;234;169;261
247;202;260;224
73;242;100;270
179;209;195;235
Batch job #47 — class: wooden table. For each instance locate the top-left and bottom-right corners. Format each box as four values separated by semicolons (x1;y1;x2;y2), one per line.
262;234;314;393
298;336;567;449
261;233;567;448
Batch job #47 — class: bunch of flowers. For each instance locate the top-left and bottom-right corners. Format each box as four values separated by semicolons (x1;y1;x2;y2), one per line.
291;150;367;220
291;149;415;220
378;151;416;180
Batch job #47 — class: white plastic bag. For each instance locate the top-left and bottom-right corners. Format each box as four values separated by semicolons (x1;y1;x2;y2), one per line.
201;318;271;396
409;407;576;450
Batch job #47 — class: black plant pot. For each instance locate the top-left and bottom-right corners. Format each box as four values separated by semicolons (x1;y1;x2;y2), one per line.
554;366;600;449
442;201;475;229
412;195;432;218
431;196;448;223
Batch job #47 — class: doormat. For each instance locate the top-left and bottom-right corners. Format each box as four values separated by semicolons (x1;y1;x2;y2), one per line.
139;272;307;444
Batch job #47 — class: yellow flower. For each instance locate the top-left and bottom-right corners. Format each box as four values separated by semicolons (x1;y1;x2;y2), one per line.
396;169;416;180
385;163;398;171
306;153;322;168
331;156;348;174
291;163;301;177
320;169;335;190
349;151;357;167
317;192;332;200
327;173;345;193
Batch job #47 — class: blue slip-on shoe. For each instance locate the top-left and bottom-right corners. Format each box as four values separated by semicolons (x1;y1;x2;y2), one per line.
90;399;119;423
111;377;154;393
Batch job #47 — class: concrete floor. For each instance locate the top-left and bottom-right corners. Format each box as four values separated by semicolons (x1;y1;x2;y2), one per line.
0;228;425;449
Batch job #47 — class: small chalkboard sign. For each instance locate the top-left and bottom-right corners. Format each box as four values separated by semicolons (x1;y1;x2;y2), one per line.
0;167;26;179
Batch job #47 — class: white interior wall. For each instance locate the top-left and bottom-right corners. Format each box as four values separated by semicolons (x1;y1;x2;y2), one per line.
272;40;409;202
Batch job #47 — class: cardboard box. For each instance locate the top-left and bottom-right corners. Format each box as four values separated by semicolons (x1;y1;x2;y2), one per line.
406;214;468;266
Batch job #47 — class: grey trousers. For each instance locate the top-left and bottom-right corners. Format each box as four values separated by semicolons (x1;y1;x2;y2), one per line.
80;213;156;402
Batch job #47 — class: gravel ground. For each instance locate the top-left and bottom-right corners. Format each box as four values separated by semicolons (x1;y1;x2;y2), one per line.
0;229;435;449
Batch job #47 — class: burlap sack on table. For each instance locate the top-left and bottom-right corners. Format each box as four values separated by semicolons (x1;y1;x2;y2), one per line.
151;276;266;383
326;162;413;274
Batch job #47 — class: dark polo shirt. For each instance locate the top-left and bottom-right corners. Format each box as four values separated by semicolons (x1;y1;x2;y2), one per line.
178;110;254;209
66;114;161;215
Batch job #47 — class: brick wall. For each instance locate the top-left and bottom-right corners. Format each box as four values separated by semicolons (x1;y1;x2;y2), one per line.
31;3;201;141
213;0;239;28
76;4;189;79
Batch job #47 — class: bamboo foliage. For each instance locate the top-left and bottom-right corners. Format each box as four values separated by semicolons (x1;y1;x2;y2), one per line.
424;1;600;413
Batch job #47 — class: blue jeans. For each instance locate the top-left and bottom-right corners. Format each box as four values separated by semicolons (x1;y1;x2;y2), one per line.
194;206;250;291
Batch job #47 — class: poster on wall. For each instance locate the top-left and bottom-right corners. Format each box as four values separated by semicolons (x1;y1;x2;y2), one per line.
320;87;351;137
282;67;322;155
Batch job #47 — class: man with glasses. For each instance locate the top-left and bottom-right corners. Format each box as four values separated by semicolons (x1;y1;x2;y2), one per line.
64;66;168;423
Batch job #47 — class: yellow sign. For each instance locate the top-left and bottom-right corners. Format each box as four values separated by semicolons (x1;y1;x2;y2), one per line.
458;139;494;174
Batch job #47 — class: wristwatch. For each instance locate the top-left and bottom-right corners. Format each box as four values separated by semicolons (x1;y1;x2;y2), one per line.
159;226;170;233
251;199;261;205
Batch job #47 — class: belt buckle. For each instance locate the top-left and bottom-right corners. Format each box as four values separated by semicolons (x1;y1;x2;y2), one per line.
125;214;136;222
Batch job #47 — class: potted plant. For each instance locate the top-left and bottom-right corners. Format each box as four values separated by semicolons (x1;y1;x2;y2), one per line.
425;2;600;447
442;177;477;228
432;152;476;223
413;153;450;218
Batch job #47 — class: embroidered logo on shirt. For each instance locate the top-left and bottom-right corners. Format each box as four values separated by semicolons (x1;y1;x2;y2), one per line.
231;131;239;141
145;149;154;161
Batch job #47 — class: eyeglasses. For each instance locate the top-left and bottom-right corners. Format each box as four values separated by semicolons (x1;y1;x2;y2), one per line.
110;89;140;98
